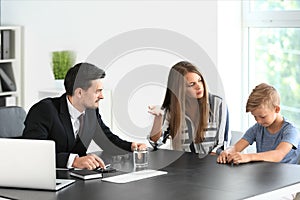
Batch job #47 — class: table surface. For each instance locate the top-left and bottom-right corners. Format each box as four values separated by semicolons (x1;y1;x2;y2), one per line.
1;149;300;200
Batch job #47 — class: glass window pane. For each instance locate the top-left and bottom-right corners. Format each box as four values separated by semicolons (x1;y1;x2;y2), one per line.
249;28;300;129
251;0;300;11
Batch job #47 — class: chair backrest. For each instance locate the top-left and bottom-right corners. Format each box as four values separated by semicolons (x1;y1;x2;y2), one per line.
0;106;26;138
216;107;230;154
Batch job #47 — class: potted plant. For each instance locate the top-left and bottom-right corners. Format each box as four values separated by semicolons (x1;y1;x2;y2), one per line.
51;50;76;88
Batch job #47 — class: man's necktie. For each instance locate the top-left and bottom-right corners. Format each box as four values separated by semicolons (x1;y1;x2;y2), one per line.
77;114;84;138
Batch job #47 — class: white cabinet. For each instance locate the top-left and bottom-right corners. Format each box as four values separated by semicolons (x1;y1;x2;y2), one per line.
0;26;22;107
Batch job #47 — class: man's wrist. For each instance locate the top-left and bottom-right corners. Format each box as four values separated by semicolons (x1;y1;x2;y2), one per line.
68;154;78;168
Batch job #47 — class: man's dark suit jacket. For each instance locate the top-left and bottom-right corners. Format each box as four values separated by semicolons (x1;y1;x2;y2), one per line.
22;94;132;168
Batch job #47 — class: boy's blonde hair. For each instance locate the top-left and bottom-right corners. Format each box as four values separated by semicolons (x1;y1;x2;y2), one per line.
246;83;280;112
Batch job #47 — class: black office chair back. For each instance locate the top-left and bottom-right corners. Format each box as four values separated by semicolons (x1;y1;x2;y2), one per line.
0;106;26;138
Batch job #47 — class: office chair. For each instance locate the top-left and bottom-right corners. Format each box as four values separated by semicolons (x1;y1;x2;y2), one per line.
215;108;229;154
0;106;26;138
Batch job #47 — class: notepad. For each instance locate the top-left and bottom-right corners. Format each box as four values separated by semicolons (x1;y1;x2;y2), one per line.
70;169;102;180
101;169;167;183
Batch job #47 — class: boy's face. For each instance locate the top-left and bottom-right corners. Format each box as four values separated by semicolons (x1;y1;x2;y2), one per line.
251;106;279;128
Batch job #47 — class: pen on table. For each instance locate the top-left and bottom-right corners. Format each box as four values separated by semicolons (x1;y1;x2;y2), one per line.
104;164;111;169
56;167;74;171
94;164;111;171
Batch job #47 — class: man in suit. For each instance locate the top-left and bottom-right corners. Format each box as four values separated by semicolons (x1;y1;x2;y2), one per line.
23;62;146;169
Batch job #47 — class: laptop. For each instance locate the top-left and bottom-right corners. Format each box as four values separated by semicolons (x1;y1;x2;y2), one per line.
0;138;75;191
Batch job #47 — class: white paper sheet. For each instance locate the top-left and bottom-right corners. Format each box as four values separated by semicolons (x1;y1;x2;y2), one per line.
101;169;167;183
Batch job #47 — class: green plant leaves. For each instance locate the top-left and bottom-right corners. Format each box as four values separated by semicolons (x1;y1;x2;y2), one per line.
52;50;76;80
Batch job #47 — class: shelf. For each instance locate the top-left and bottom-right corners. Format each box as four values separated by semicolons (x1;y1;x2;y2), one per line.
0;91;17;97
0;26;22;107
0;59;16;63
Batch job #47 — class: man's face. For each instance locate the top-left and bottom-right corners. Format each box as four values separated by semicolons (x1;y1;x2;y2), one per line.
81;79;104;109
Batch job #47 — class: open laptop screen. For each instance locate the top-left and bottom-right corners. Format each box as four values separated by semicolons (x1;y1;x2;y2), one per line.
0;138;74;191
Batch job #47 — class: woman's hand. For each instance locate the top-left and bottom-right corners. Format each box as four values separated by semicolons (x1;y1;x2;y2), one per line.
148;105;163;116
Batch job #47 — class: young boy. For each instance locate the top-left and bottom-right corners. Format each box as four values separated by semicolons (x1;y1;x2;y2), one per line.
217;83;300;165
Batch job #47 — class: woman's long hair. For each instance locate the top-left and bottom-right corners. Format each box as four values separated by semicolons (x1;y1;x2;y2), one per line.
162;61;209;149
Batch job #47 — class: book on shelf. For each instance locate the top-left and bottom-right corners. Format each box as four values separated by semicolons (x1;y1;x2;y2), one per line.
69;169;102;180
0;96;16;107
0;76;2;92
1;30;11;59
0;32;2;59
0;68;16;91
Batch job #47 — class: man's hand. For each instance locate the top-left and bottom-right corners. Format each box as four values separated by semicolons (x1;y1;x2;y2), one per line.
131;142;147;151
72;154;105;170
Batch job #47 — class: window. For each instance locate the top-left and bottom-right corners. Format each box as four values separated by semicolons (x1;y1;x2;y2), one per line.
243;1;300;129
251;0;300;11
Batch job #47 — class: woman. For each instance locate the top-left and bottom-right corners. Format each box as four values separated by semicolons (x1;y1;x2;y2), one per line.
148;61;228;156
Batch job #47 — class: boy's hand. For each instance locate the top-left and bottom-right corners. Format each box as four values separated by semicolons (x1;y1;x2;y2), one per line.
217;150;229;164
227;152;250;164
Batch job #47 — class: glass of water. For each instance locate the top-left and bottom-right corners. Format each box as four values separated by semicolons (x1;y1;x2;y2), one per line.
133;149;148;168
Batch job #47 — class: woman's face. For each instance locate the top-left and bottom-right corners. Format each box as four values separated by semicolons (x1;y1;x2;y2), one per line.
185;72;204;99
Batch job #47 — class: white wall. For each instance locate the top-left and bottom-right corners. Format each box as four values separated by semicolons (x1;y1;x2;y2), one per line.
1;0;242;142
217;1;243;132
